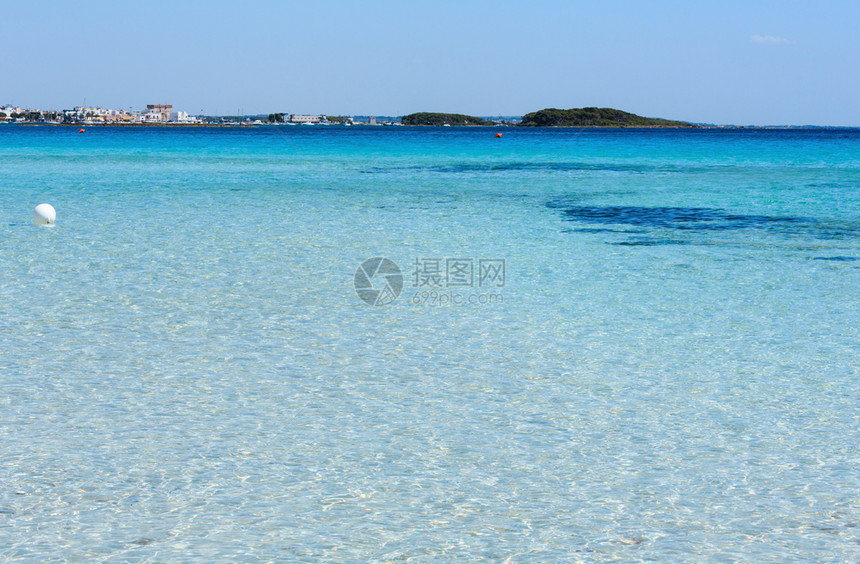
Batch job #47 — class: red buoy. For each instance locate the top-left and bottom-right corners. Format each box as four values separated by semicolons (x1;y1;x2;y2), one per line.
78;128;85;133
495;133;503;138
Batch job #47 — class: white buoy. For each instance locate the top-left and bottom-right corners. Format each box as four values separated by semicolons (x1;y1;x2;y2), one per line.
33;203;56;226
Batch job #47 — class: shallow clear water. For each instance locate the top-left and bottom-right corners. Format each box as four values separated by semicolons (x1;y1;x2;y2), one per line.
1;125;859;561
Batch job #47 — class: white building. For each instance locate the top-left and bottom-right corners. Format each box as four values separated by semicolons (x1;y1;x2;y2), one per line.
289;114;324;124
140;110;164;123
0;105;21;120
169;110;197;123
67;106;108;123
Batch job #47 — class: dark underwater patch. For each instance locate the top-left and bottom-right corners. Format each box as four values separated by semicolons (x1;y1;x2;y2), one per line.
613;238;692;246
362;162;673;175
556;205;807;231
427;162;654;174
813;256;860;261
806;183;858;189
550;200;860;248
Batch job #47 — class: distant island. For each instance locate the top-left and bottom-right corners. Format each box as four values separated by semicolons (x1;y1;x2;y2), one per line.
401;112;494;126
398;108;695;127
519;107;695;127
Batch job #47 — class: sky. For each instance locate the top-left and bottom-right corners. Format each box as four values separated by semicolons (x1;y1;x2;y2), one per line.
3;0;860;125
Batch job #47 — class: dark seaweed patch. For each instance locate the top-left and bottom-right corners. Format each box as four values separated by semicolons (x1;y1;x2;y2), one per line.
427;162;655;174
551;200;860;250
614;238;692;246
362;162;675;175
556;205;807;231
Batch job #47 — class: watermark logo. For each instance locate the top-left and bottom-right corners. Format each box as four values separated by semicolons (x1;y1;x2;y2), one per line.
354;257;403;306
412;258;505;288
356;256;505;306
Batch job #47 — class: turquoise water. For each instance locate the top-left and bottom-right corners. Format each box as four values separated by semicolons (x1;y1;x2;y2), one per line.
1;125;859;561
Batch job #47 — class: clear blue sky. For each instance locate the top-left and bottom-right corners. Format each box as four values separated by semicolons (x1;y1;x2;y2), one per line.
3;0;860;125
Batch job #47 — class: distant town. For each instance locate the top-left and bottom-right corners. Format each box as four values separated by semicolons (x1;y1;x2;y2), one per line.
1;104;200;125
1;103;428;126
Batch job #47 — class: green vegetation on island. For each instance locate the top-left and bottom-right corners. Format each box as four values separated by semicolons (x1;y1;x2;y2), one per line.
401;112;494;126
519;107;694;127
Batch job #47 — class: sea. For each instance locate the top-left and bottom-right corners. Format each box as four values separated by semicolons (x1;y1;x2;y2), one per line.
1;125;859;562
